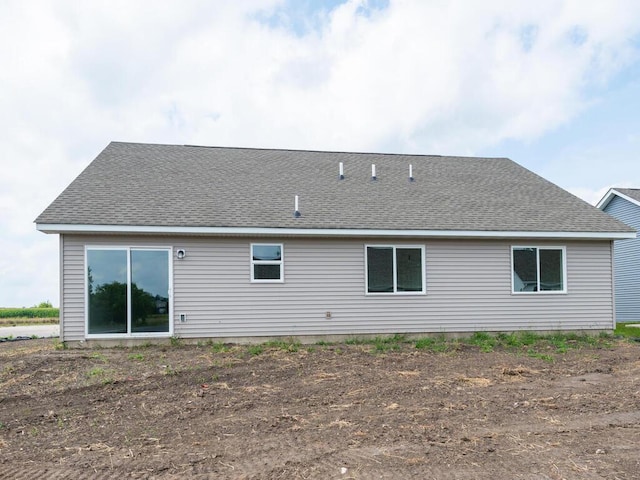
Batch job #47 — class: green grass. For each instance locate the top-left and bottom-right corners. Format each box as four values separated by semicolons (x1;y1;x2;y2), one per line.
263;338;301;352
467;332;497;352
89;352;107;362
209;342;230;353
247;345;264;356
414;336;455;352
343;334;407;352
410;330;618;358
527;350;554;362
0;308;59;319
615;322;640;339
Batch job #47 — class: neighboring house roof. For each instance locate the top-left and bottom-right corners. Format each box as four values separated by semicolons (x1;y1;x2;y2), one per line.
597;188;640;210
36;142;635;239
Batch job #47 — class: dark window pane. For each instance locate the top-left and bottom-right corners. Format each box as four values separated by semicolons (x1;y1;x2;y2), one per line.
87;250;127;334
513;248;537;292
396;248;422;292
540;249;563;291
367;247;394;292
253;245;281;261
254;264;281;280
131;250;169;333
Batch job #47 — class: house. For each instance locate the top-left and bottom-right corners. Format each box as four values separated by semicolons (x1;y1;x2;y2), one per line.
36;142;635;345
597;188;640;322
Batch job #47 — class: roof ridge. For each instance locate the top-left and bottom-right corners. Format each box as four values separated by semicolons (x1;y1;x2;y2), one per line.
109;141;509;160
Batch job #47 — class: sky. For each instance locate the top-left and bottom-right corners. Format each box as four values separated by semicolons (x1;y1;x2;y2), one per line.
1;0;640;307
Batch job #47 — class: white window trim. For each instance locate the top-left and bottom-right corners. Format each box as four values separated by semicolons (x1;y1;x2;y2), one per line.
84;246;174;338
511;245;567;295
250;243;284;283
364;244;426;295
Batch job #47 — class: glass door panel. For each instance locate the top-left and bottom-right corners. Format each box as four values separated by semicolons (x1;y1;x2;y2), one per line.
131;250;169;333
87;249;128;334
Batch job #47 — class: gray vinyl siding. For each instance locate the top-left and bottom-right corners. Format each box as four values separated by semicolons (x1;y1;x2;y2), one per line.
603;196;640;322
60;234;614;341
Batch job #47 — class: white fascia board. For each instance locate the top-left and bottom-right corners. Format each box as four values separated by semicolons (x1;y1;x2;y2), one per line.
597;189;640;210
596;188;617;209
35;223;637;239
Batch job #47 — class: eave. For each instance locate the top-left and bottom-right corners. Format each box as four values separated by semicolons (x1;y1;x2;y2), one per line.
35;223;636;240
597;188;640;210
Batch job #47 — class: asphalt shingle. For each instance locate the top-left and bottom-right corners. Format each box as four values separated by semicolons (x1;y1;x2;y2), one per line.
35;142;634;234
614;188;640;204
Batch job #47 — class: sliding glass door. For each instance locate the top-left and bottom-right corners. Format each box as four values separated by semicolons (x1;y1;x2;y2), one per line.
87;248;171;336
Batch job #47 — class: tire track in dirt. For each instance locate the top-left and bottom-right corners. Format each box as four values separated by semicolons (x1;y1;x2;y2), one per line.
0;463;115;480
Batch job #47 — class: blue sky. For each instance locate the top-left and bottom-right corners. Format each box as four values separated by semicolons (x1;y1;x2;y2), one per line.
1;0;640;307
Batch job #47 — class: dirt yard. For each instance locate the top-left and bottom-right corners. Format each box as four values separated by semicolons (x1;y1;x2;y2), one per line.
0;337;639;479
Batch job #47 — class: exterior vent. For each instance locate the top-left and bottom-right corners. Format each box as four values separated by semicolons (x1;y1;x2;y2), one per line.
339;162;344;180
409;164;415;182
371;164;377;181
294;195;301;218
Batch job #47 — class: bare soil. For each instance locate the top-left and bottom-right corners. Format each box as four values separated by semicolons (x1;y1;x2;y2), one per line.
0;338;639;479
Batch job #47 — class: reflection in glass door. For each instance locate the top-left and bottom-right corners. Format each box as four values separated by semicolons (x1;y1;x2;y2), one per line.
87;249;128;334
131;250;169;333
87;247;170;335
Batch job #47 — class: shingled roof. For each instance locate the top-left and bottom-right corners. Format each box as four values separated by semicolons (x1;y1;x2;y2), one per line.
597;187;640;212
36;142;634;238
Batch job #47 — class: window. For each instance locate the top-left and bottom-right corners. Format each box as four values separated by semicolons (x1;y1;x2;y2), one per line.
251;243;283;282
366;245;425;294
86;248;171;335
512;246;566;293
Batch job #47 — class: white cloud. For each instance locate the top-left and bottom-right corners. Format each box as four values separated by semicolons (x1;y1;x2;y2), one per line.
1;0;640;306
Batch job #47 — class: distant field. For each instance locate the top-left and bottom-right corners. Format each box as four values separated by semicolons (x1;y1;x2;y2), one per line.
0;308;59;326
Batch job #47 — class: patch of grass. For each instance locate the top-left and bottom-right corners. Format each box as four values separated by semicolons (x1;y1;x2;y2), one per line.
466;332;496;352
128;353;145;361
0;308;59;319
344;337;368;345
0;317;59;327
415;335;452;352
247;345;263;356
372;334;406;352
527;350;554;362
615;323;640;339
90;352;107;362
517;331;542;346
52;339;67;350
210;342;230;353
546;334;569;353
169;336;182;347
413;330;615;356
88;367;106;377
343;334;407;352
495;332;521;347
315;340;334;346
264;338;301;352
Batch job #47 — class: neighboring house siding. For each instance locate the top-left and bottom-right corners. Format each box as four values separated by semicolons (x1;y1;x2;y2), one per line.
603;195;640;322
61;235;614;341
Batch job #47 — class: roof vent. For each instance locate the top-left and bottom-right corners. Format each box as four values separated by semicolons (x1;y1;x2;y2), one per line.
371;164;377;181
409;164;414;182
339;162;344;180
294;195;301;218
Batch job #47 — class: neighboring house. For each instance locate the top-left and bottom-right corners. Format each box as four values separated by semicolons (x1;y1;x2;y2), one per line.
597;188;640;322
36;142;635;345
